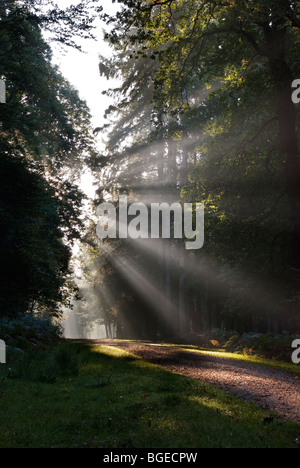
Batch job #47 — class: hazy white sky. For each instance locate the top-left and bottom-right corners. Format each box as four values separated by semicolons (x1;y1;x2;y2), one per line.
51;1;121;196
54;2;121;335
52;1;120;131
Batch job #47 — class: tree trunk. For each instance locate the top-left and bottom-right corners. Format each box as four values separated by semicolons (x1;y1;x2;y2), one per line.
178;246;187;335
167;138;177;183
165;240;172;329
180;135;189;185
157;141;165;182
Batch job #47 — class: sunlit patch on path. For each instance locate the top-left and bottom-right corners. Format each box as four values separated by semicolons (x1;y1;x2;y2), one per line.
95;340;300;424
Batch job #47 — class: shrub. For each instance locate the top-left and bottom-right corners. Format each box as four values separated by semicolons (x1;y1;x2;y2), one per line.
224;335;241;350
0;314;62;350
240;334;295;362
5;344;84;383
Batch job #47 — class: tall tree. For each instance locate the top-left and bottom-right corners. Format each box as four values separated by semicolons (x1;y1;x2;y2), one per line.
0;0;98;318
99;0;300;332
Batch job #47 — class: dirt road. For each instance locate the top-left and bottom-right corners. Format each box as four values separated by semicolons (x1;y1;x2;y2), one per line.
93;340;300;423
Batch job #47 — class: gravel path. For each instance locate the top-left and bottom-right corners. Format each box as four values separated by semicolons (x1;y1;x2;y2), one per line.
93;340;300;423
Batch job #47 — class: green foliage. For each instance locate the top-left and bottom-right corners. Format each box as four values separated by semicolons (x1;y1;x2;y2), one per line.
239;334;297;362
0;314;62;350
0;0;104;51
224;335;241;350
0;1;98;321
216;331;299;363
4;343;86;383
0;3;97;174
0;154;81;317
94;0;300;337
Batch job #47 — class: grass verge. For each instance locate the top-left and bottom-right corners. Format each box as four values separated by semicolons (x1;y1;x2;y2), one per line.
0;342;299;448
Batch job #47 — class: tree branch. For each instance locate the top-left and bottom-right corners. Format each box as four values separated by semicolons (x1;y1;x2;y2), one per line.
286;10;300;29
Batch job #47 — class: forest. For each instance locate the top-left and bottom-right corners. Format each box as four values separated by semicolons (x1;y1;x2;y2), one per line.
1;0;300;347
1;0;300;451
78;0;300;343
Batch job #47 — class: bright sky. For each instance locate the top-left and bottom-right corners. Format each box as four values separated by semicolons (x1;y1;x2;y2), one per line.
50;1;121;196
52;0;120;126
53;2;121;336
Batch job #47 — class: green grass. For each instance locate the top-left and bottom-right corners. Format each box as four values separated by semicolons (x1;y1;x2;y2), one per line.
0;342;299;448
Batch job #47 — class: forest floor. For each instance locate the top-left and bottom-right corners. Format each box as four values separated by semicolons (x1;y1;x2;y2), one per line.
97;340;300;424
1;341;300;448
